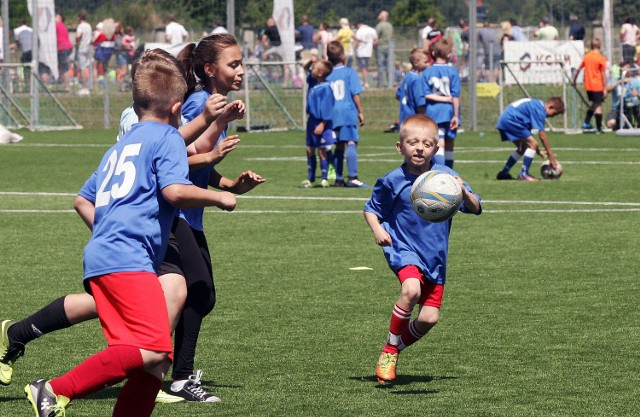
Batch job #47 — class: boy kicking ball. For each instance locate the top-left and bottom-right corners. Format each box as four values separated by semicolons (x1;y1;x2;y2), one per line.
364;114;481;383
495;97;565;181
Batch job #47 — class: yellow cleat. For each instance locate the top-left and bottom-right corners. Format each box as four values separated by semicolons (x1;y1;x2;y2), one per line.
375;351;398;383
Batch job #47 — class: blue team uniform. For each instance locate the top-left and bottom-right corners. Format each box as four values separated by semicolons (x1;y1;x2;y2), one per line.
396;70;426;126
326;64;363;141
179;89;225;231
364;164;481;285
496;98;547;142
306;81;335;148
423;63;461;139
79;121;192;280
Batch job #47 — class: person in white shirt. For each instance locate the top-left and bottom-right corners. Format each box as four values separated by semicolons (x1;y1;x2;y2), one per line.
421;18;436;49
165;13;189;46
620;16;640;65
354;22;377;88
75;12;93;94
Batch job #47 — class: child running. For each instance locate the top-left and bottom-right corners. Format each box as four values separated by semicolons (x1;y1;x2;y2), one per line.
363;114;481;383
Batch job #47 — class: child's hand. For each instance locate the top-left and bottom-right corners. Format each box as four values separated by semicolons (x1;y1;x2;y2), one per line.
207;135;240;165
217;191;237;211
231;170;266;194
450;116;459;131
313;122;324;136
539;149;548;159
219;100;246;124
202;94;228;123
373;229;392;247
358;112;365;127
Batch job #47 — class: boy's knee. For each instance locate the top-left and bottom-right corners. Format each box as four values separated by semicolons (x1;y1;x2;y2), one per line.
141;350;170;368
401;287;421;304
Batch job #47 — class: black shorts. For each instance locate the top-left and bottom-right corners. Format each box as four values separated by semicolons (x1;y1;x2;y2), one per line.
587;91;604;105
157;217;184;277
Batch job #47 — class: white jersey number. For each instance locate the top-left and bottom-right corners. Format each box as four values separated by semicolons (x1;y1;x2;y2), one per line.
330;79;346;101
95;143;142;208
428;76;451;97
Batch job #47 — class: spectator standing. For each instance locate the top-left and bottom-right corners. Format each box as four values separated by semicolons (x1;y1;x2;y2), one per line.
354;21;377;88
261;17;281;57
509;19;527;41
0;17;4;63
93;18;116;85
122;25;137;65
421;17;436;49
75;12;92;95
336;18;355;68
114;22;129;83
568;14;585;41
297;15;315;51
165;13;189;46
572;38;608;132
314;22;334;59
375;10;393;88
534;16;559;40
210;19;228;35
14;19;34;91
478;21;501;82
56;13;73;92
620;16;639;65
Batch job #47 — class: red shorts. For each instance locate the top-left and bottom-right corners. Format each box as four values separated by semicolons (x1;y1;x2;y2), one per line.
396;265;444;308
89;272;172;355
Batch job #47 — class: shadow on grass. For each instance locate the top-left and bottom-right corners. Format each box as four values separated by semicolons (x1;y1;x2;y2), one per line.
349;374;457;395
84;379;242;400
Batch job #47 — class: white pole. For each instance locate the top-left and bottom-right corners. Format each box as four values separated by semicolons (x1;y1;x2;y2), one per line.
602;0;613;65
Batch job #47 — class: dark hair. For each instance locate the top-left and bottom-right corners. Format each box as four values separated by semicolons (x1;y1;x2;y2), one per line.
177;34;238;97
326;41;344;66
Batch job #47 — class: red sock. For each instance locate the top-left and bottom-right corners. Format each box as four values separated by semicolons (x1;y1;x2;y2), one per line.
50;345;143;399
399;320;427;350
113;369;161;417
383;304;412;354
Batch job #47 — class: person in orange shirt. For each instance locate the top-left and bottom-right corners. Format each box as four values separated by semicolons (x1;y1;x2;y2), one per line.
572;38;608;133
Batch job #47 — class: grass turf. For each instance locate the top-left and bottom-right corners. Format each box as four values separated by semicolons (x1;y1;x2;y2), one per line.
0;127;639;416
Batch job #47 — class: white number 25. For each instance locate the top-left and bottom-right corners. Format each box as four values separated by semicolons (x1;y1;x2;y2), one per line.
95;143;142;208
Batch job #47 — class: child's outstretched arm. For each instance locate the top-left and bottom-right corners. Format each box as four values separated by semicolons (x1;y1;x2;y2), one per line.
454;177;481;214
162;184;236;211
178;94;228;146
538;131;558;167
208;169;266;194
364;210;392;246
186;135;241;171
187;100;246;155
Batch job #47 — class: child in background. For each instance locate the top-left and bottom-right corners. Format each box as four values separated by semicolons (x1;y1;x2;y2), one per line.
423;37;460;168
23;49;236;417
395;48;428;126
572;38;608;133
364;114;481;383
300;60;335;188
325;40;368;188
496;96;565;181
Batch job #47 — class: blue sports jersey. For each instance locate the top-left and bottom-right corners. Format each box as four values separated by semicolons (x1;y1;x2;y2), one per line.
307;81;334;122
178;89;225;231
326;64;363;128
79;121;192;280
423;63;461;124
396;70;426;125
496;98;547;140
364;164;481;285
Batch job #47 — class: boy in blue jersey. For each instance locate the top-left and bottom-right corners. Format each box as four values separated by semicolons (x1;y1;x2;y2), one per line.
423;38;461;168
300;59;335;188
395;48;428;126
326;41;368;188
364;114;481;383
23;49;237;417
496;96;564;181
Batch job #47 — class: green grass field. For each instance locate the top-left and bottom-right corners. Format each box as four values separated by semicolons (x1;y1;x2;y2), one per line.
1;127;639;416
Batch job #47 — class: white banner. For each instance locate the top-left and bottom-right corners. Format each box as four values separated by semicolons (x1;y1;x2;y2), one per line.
28;0;58;80
273;0;295;62
503;40;584;85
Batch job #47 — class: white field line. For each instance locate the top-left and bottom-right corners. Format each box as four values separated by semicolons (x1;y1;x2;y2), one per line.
246;157;640;165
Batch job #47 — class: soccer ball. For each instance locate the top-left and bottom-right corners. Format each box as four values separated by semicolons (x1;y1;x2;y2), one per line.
410;170;463;223
540;160;564;180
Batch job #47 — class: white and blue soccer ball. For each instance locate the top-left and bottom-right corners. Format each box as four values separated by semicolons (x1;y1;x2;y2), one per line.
410;170;463;223
540;160;564;180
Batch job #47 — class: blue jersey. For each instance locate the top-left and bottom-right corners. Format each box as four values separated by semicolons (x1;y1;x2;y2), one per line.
364;164;481;285
79;121;191;280
307;81;334;122
423;63;461;124
396;70;426;125
326;64;363;128
179;89;225;231
496;98;547;140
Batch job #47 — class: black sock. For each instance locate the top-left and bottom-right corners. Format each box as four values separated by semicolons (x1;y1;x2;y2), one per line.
595;114;603;130
7;296;71;345
585;110;594;125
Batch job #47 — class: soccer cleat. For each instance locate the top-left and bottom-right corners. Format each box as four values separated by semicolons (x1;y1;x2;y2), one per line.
375;351;399;383
168;370;221;403
496;171;514;180
517;173;540;181
345;177;370;188
0;319;25;386
582;122;593;130
299;179;312;189
321;179;330;188
327;164;337;181
332;179;346;187
155;389;186;404
24;379;70;417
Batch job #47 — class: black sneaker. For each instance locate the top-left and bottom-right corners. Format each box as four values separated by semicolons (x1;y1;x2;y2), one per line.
169;370;221;403
496;171;513;180
345;177;370;188
24;379;70;416
332;179;346;187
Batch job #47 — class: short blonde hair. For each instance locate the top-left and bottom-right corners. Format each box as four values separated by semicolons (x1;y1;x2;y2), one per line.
409;47;428;66
132;49;187;119
399;114;438;141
